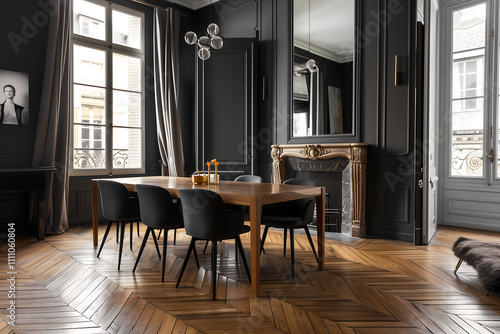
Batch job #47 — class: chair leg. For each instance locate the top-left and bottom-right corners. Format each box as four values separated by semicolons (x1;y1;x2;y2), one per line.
118;222;126;271
116;223;119;243
235;236;251;282
162;229;168;282
97;221;113;258
235;239;238;264
260;226;269;254
130;222;133;250
174;229;177;245
176;238;197;288
454;258;464;274
157;229;162;239
136;221;140;236
192;240;200;268
203;240;210;254
290;228;295;278
133;227;151;272
151;229;161;259
304;226;319;264
284;228;288;257
211;240;218;301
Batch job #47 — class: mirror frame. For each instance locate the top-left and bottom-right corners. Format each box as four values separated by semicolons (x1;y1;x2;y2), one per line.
287;0;362;144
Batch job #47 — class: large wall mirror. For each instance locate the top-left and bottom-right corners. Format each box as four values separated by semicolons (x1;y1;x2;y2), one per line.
291;0;359;141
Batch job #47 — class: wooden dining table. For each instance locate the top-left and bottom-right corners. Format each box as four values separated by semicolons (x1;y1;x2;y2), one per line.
91;176;325;296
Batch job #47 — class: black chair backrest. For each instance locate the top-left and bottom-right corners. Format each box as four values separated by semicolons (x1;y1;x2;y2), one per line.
234;175;263;183
178;189;244;240
284;178;316;222
136;184;182;229
263;178;316;223
98;180;135;221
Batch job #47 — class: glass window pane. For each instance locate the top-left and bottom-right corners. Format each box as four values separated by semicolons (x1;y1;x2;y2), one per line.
451;97;483;177
452;3;486;53
113;128;142;169
466;61;477;72
113;54;141;91
74;45;106;87
113;91;141;127
112;10;142;49
73;85;106;124
74;125;106;169
73;0;106;40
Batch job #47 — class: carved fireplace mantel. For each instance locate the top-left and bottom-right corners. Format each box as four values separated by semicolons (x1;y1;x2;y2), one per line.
271;143;368;238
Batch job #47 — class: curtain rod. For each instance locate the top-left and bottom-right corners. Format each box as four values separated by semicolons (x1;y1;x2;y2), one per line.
130;0;189;16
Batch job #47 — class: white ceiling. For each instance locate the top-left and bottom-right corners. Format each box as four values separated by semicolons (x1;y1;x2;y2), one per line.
294;0;355;63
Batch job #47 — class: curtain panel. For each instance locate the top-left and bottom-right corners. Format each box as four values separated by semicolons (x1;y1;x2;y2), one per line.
153;7;185;176
32;0;71;234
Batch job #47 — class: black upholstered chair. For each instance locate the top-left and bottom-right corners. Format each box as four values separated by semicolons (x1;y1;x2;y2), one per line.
176;189;251;301
97;180;143;270
260;178;319;277
234;174;263;183
133;184;195;282
203;174;262;255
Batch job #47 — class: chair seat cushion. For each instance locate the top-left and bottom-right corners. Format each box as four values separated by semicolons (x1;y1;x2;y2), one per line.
261;215;305;228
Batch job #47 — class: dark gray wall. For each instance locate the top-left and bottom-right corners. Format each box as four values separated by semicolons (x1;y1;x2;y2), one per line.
249;0;419;241
0;0;50;168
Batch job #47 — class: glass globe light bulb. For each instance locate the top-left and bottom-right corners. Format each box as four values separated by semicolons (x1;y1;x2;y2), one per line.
197;36;211;49
184;31;197;45
210;36;223;50
198;48;211;60
207;23;219;37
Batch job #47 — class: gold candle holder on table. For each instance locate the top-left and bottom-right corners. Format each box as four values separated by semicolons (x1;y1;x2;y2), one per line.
191;174;208;184
192;166;208;184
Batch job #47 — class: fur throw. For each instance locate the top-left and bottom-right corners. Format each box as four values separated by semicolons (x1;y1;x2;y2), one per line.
453;237;500;293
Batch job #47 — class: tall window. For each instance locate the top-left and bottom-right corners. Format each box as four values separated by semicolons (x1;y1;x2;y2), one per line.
449;2;486;177
71;0;144;174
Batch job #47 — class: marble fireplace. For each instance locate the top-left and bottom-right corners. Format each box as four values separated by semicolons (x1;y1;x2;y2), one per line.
271;144;368;238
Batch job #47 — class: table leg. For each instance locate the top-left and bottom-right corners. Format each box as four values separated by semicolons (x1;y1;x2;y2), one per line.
92;180;99;247
315;187;326;270
249;196;261;296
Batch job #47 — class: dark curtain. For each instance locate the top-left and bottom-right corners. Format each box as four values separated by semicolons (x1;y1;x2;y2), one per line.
153;7;185;176
32;0;70;234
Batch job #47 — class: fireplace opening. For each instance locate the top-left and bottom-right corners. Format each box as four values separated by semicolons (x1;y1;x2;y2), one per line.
283;156;351;234
294;171;342;233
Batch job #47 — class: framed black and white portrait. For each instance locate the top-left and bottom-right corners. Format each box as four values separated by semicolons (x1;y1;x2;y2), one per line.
0;69;29;126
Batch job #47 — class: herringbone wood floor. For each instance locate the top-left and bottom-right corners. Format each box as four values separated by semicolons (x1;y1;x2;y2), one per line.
1;223;500;333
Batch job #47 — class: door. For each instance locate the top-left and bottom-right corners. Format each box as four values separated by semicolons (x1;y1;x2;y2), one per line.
440;0;500;231
422;0;439;244
365;0;420;242
196;38;256;179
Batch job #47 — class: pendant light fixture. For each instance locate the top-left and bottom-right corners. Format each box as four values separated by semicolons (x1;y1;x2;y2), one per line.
184;0;223;60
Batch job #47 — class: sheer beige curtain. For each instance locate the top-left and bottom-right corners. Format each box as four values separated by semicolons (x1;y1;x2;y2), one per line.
32;0;71;234
153;7;185;176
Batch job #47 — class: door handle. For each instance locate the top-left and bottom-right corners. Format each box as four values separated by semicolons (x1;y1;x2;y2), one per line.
394;55;399;86
489;148;494;163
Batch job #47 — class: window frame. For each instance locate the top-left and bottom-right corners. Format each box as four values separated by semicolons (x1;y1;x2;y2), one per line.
70;0;146;176
443;0;493;181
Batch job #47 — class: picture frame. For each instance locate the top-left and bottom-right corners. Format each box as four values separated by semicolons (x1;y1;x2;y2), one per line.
0;69;29;126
